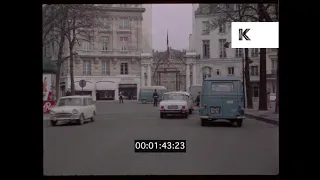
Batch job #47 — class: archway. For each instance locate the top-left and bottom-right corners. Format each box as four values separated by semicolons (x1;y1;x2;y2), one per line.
202;66;212;80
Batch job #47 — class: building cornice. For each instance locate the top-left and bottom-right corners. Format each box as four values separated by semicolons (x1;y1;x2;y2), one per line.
97;6;146;13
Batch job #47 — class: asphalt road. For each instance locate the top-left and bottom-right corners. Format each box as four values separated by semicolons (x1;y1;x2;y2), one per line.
43;101;278;175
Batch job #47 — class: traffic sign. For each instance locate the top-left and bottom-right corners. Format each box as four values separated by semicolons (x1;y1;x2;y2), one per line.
79;80;86;88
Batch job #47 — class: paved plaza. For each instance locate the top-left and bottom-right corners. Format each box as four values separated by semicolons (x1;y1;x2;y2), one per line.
43;101;278;175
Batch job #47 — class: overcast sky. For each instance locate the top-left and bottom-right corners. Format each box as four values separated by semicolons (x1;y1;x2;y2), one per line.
152;4;192;51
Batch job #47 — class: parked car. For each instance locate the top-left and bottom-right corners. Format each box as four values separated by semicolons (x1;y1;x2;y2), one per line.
159;91;193;118
49;95;96;126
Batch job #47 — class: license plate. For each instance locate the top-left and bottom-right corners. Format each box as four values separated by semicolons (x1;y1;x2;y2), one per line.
57;115;70;118
168;105;178;109
210;107;221;114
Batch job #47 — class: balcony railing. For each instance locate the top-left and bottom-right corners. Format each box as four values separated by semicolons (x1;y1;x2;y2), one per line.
70;71;140;77
72;72;111;76
75;49;141;57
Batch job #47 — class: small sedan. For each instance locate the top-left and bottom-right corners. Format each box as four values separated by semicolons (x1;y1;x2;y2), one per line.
49;95;96;126
159;92;189;118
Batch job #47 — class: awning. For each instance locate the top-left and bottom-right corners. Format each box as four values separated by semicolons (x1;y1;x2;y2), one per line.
96;82;117;90
119;84;137;88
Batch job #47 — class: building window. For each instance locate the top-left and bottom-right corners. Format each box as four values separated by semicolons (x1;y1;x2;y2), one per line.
202;40;210;58
83;60;91;75
228;67;234;75
235;48;243;58
226;4;234;11
120;37;128;51
250;66;259;76
102;60;110;75
84;41;94;50
102;18;110;29
216;69;220;76
219;39;227;58
101;37;109;50
219;23;226;33
120;62;128;75
272;81;276;93
271;59;277;72
202;67;211;80
119;18;130;29
51;41;55;55
253;85;259;97
202;21;209;34
251;48;259;57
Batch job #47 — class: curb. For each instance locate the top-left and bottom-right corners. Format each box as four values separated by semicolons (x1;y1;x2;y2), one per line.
245;113;279;126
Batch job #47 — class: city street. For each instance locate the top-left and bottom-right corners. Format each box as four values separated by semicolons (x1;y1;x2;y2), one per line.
43;101;278;175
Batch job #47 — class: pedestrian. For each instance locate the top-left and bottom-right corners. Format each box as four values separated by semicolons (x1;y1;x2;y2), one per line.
196;92;200;106
153;89;159;107
119;91;124;104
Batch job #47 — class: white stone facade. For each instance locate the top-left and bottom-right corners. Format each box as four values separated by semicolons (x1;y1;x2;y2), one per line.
142;4;153;53
191;6;261;89
54;5;149;101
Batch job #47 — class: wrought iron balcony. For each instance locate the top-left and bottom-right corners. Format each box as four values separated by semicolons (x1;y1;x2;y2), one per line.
75;49;141;57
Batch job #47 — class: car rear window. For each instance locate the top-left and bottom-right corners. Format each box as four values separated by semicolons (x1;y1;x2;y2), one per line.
211;83;234;92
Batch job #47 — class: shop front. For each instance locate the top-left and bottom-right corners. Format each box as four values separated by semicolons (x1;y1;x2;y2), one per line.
67;76;140;101
96;81;117;100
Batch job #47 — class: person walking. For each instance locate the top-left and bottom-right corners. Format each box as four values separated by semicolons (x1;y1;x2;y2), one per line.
196;92;200;107
119;91;124;104
153;89;159;107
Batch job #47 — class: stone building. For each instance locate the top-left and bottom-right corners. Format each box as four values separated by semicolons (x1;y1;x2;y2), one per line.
189;4;261;99
151;48;187;91
44;4;153;101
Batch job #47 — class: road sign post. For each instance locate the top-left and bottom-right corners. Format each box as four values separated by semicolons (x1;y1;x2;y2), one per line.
79;80;86;96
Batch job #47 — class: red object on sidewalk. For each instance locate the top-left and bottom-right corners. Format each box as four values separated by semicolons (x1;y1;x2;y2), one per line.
43;101;56;113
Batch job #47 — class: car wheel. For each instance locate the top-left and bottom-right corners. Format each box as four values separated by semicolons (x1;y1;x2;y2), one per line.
201;119;207;126
77;114;85;125
91;111;96;122
231;120;238;127
50;120;57;126
189;109;192;114
160;113;165;119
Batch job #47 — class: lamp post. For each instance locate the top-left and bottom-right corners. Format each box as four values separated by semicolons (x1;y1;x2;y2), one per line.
224;42;246;108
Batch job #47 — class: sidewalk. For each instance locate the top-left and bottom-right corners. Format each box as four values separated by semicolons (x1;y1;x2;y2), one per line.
245;108;279;125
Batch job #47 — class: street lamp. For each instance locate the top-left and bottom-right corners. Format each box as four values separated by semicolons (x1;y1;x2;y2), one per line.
224;42;246;108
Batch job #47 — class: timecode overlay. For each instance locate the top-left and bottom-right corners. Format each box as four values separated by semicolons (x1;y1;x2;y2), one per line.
134;140;186;153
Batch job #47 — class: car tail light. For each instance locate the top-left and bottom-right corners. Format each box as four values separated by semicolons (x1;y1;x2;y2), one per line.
161;106;164;110
182;106;185;110
204;104;207;109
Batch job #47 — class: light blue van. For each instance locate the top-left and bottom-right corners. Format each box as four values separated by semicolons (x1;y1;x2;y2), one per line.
139;86;167;104
199;77;245;127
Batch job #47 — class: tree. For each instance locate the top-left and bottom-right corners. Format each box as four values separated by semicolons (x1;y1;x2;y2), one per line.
42;4;104;97
203;3;279;110
260;3;279;113
203;4;256;108
63;4;103;95
42;4;68;100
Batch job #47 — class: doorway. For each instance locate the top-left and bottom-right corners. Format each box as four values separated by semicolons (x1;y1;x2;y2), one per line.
118;84;137;100
96;90;115;100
